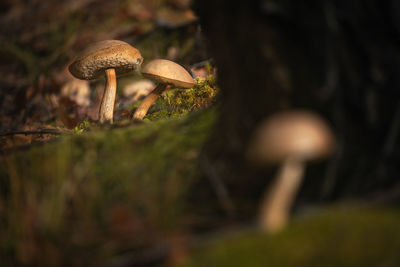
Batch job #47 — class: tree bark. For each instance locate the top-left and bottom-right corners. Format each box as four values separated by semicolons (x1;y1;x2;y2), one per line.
193;0;400;207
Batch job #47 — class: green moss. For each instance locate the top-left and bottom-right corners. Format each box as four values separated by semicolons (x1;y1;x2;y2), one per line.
73;120;91;134
143;75;219;121
0;109;215;266
165;76;218;112
179;206;400;267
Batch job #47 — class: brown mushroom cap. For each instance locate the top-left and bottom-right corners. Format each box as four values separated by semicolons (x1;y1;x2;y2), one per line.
69;40;143;80
141;59;195;88
247;110;335;165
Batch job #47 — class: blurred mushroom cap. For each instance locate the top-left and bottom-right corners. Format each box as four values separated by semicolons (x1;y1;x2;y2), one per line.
141;59;195;88
123;79;155;98
69;40;143;80
247;110;335;165
60;79;90;106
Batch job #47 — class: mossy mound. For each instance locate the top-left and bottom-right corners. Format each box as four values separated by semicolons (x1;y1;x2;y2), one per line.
144;75;218;121
118;74;218;122
0;109;215;266
179;205;400;267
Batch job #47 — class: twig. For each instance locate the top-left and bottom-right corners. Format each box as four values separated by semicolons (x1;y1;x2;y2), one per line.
375;100;400;181
0;129;69;137
320;3;343;201
200;153;236;217
381;101;400;157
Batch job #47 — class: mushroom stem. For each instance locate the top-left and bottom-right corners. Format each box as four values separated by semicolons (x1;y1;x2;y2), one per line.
259;157;304;233
132;83;167;120
99;68;117;124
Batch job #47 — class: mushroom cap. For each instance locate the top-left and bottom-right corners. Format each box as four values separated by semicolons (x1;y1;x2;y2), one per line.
247;110;335;165
69;40;143;80
141;59;195;88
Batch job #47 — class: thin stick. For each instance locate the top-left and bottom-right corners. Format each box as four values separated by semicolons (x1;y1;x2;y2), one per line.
201;154;235;217
0;129;66;137
99;68;117;124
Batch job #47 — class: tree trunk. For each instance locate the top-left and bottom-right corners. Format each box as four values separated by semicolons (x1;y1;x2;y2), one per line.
193;0;400;207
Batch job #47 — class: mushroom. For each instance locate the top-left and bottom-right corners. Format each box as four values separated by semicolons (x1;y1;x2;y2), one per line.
69;40;143;124
132;59;195;120
246;110;335;233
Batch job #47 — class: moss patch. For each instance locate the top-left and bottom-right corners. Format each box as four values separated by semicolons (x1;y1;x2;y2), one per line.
144;75;218;121
179;205;400;267
0;109;215;266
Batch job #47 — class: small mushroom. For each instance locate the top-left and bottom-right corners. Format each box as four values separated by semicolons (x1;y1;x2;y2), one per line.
132;59;195;120
69;40;143;124
246;110;335;233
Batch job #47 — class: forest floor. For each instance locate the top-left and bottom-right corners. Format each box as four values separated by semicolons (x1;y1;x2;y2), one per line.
0;0;216;150
1;1;400;266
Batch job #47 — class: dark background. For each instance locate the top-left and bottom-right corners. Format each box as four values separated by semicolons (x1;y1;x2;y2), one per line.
195;0;400;204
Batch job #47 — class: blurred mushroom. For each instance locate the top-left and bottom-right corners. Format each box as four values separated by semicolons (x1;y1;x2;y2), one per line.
156;8;197;28
69;40;143;124
246;110;335;232
132;59;195;120
60;79;90;107
166;0;192;10
123;79;155;101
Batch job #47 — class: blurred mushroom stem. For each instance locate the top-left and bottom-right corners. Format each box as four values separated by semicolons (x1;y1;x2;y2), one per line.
259;157;304;233
99;68;117;124
132;84;167;120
